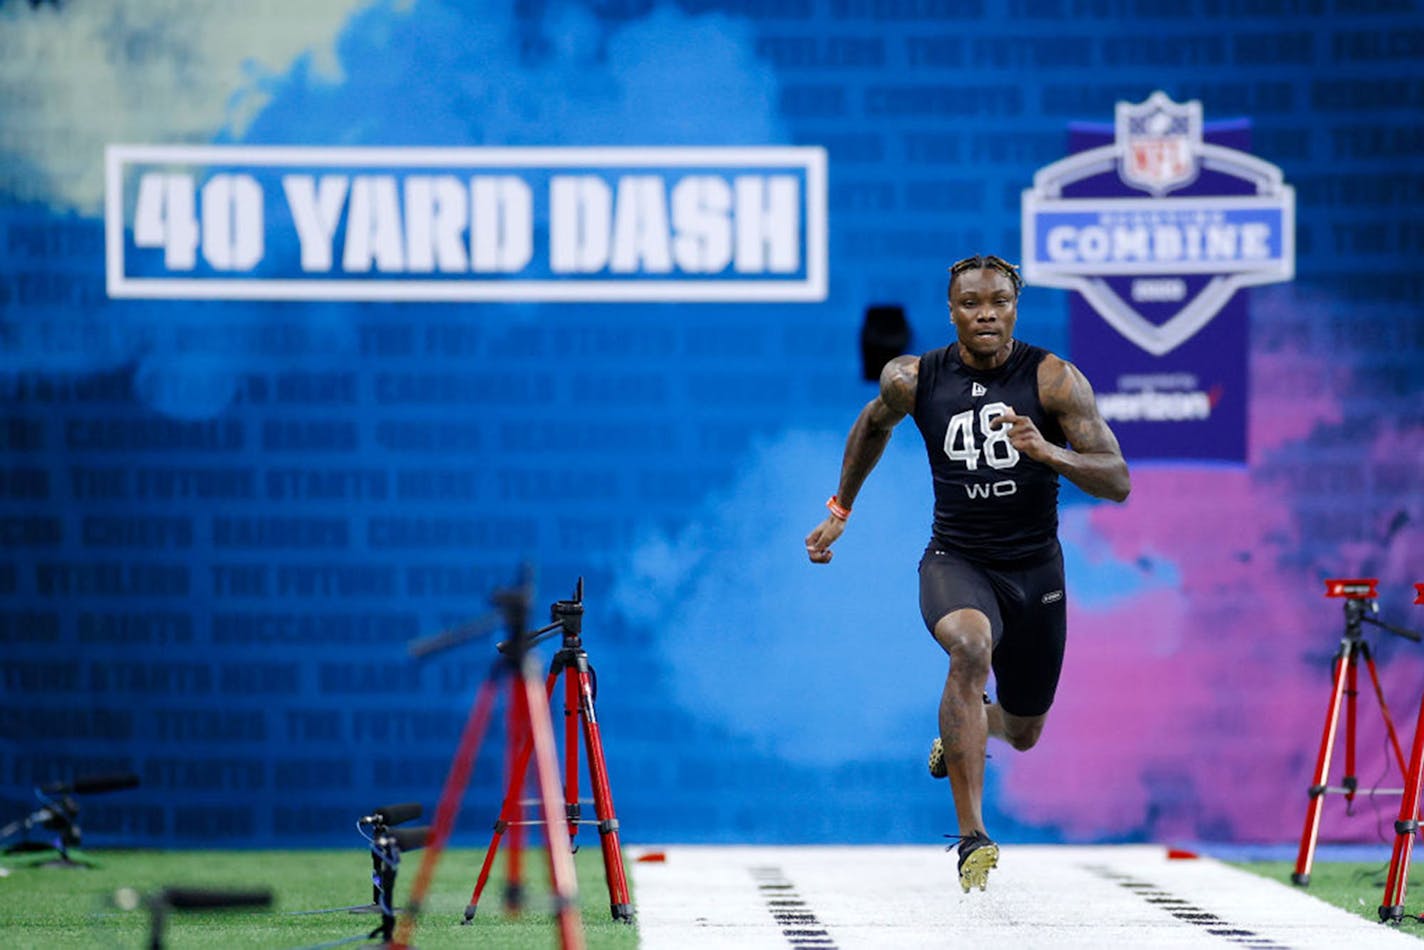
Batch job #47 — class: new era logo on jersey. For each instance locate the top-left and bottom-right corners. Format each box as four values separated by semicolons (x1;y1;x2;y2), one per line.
971;382;987;397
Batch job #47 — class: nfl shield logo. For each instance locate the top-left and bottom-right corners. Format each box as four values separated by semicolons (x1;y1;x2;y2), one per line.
1116;91;1202;196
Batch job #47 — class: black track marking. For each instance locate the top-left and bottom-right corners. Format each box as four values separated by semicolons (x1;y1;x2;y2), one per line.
749;865;839;948
1082;864;1294;949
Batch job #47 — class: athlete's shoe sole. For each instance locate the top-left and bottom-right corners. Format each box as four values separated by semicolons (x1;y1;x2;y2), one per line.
928;737;947;779
958;836;999;893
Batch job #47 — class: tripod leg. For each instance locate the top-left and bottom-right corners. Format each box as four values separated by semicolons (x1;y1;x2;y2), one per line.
564;668;582;846
466;678;538;923
1363;651;1423;833
575;666;634;922
504;682;527;916
1380;692;1424;921
392;673;500;950
501;692;524;911
1344;646;1360;806
377;845;398;943
1292;646;1351;885
1365;650;1411;778
465;668;562;923
521;660;587;950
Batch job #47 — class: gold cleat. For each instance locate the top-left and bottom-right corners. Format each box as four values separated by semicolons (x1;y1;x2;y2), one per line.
928;737;947;779
954;832;999;893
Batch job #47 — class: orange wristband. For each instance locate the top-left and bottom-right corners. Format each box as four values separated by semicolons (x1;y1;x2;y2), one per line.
826;496;851;521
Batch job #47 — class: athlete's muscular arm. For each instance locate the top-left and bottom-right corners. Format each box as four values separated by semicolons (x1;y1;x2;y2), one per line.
805;356;918;564
993;355;1131;502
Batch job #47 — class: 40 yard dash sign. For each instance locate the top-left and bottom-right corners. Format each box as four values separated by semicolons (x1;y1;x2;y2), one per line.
104;145;827;303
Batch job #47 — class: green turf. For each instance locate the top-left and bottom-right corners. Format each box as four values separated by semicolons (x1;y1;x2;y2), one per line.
1232;859;1424;938
0;846;640;949
12;847;1424;946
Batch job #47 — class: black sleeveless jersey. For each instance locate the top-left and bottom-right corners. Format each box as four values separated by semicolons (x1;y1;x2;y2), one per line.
911;341;1066;566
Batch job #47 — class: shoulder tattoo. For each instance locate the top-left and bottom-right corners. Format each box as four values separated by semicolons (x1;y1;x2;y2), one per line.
879;355;918;416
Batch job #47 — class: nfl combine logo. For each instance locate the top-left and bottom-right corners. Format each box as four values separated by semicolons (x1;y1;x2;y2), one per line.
1019;91;1296;463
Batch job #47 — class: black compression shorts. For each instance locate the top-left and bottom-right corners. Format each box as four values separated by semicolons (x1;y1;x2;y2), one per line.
917;542;1067;718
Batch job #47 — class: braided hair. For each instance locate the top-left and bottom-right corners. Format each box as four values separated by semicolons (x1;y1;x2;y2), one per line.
947;254;1023;301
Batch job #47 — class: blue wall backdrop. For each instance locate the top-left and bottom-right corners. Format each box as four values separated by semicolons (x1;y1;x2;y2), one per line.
2;0;1423;849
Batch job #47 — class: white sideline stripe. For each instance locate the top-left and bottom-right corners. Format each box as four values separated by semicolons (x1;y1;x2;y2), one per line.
630;845;1422;949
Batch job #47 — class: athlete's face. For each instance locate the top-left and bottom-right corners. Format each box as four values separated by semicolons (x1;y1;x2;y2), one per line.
949;268;1018;367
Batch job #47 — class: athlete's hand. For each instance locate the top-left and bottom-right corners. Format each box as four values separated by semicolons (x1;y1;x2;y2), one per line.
992;411;1055;463
805;517;845;564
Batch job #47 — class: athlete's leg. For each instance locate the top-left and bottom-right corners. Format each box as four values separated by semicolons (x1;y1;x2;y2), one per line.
919;548;1003;849
993;707;1048;751
985;702;1007;742
931;607;994;837
987;549;1066;752
935;695;1047;769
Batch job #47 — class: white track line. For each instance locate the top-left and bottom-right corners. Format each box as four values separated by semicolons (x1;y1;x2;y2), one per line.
631;845;1422;949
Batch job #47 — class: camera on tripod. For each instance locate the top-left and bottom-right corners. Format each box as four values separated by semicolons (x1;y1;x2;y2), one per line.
1325;578;1380;601
550;579;584;638
1320;577;1420;646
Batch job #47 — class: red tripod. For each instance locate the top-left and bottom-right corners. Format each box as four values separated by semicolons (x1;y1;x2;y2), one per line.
464;578;634;924
393;570;585;950
1293;580;1419;887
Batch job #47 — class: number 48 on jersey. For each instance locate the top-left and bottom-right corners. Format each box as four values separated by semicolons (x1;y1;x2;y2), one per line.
943;402;1021;472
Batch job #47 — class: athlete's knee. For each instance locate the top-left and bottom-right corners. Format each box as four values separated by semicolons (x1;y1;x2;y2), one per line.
1002;715;1046;751
932;611;991;677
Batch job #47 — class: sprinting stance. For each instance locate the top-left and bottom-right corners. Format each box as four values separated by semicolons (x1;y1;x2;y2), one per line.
805;255;1130;893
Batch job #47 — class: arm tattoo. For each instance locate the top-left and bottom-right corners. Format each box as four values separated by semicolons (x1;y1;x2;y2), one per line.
1055;363;1117;455
877;355;918;420
1039;356;1130;501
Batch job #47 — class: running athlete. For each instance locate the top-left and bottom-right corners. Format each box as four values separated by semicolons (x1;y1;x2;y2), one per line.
804;255;1130;893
